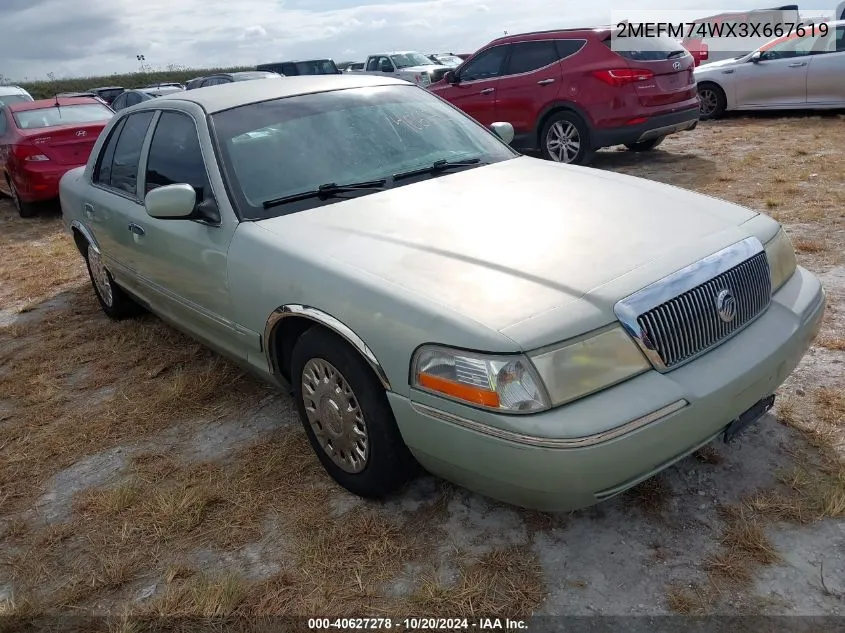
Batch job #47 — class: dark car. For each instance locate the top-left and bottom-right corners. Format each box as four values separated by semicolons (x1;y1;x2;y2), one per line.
256;59;341;75
89;86;125;105
110;86;182;111
143;82;186;91
429;26;699;165
185;77;205;90
185;71;282;89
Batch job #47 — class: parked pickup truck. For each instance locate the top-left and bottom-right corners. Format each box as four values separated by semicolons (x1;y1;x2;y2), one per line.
349;51;452;87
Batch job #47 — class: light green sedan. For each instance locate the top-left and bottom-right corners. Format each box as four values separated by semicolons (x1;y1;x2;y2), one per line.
59;75;825;511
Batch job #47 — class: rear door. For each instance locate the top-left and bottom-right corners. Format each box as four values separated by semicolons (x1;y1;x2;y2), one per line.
84;110;155;289
431;44;509;126
609;35;696;110
806;25;845;105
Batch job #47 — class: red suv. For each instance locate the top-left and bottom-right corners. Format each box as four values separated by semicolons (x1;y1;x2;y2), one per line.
429;27;699;165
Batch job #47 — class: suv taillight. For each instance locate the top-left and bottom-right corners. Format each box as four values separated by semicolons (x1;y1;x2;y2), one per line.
13;144;49;162
592;68;655;86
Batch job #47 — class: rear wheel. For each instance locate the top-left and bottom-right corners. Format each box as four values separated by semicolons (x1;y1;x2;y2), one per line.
625;136;666;152
698;83;726;120
291;327;417;498
540;111;593;165
85;243;143;320
9;180;37;218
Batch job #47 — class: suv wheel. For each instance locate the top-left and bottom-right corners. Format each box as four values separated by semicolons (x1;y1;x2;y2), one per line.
698;83;726;120
540;112;593;165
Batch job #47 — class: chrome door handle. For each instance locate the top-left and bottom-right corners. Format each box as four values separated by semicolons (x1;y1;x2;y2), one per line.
479;88;495;95
127;223;145;236
537;79;555;85
83;202;94;219
788;62;807;67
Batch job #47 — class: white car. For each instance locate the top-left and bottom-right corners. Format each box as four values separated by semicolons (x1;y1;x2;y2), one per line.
0;85;34;107
695;20;845;118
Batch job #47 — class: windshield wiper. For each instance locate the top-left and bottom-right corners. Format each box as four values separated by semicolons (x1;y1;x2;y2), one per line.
393;158;484;181
261;179;387;209
666;50;687;59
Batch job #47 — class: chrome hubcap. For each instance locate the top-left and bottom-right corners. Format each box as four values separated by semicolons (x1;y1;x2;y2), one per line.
699;89;718;115
87;244;114;307
301;358;368;473
546;121;581;163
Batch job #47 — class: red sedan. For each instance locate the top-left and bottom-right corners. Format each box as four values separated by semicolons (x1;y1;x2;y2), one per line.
0;96;113;217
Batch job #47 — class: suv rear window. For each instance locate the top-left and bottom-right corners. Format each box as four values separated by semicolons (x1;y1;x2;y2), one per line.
605;34;688;60
13;104;114;129
0;94;31;107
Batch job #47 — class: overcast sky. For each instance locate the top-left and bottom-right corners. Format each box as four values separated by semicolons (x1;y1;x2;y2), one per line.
2;0;839;80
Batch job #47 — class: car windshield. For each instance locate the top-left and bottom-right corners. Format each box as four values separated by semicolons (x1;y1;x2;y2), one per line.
390;52;436;68
0;94;31;106
13;104;114;129
211;85;517;220
435;55;464;67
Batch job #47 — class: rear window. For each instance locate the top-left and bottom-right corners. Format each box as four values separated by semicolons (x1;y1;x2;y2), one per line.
0;94;31;107
13;104;113;130
606;34;688;60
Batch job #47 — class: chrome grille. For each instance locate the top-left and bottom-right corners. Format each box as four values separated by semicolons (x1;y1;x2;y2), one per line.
636;251;771;368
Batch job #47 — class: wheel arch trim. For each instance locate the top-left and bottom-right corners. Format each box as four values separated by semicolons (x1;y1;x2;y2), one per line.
263;304;391;390
70;220;100;255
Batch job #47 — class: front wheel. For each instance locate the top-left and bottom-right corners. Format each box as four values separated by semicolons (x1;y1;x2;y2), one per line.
625;136;666;152
540;112;593;165
291;327;417;498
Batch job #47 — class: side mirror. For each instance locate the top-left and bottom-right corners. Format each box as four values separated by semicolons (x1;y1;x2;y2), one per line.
490;122;515;145
144;183;196;219
750;51;763;62
444;70;458;84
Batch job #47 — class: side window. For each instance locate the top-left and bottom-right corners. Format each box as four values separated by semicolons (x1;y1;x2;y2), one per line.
815;25;845;53
763;34;819;59
94;118;127;186
126;92;143;106
459;46;509;81
104;111;154;196
0;109;7;135
366;57;379;71
281;63;297;75
504;41;560;75
555;39;586;60
111;94;126;110
144;112;210;204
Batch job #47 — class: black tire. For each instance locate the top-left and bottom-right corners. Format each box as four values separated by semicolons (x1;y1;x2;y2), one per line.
9;180;38;218
83;242;143;320
698;82;726;120
539;111;594;165
625;136;666;152
291;326;417;499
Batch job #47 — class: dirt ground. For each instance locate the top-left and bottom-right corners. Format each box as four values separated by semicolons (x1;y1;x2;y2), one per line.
1;113;843;622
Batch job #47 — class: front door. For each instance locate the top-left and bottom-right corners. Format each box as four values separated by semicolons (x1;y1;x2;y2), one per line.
806;25;845;105
733;33;817;107
430;44;510;126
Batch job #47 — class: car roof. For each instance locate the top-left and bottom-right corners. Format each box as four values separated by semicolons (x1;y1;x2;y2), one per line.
0;85;29;95
487;26;612;45
8;96;106;111
154;74;408;113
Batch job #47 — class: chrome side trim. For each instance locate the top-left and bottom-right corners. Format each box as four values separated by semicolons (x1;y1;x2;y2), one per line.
614;237;766;372
70;220;99;253
263;305;391;390
410;399;688;448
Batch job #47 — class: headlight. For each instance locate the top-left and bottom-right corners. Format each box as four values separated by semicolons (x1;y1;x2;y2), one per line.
411;346;550;413
765;227;797;292
529;326;650;407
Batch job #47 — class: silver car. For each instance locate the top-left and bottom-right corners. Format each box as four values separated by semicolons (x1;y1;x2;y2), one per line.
695;20;844;118
58;76;824;511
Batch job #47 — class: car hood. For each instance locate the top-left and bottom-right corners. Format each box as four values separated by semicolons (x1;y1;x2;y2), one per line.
255;157;760;349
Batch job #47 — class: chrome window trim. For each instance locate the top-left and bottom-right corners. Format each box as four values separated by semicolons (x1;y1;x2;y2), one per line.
263;304;391;389
614;237;768;372
410;399;688;448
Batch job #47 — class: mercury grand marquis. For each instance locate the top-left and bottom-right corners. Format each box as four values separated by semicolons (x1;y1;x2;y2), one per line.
59;75;826;511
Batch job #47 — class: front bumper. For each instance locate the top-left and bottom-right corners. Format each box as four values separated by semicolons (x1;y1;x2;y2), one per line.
590;107;700;149
389;266;825;511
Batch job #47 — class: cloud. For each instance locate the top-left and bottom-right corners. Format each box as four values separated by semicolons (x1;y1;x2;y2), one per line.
0;0;803;80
